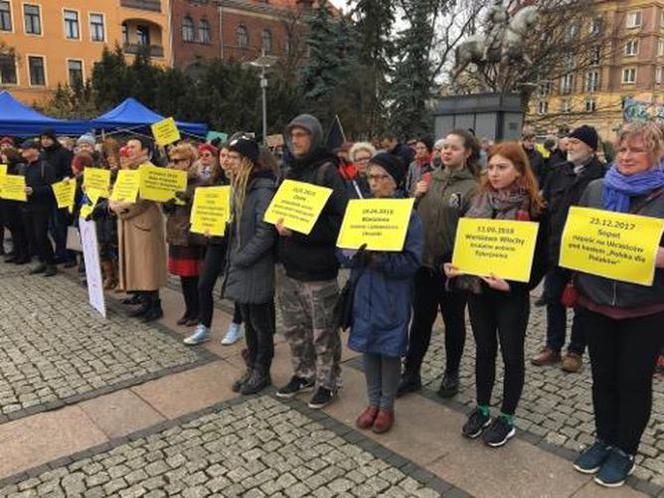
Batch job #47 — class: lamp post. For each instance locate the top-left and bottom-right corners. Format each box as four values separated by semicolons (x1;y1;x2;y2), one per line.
246;53;278;145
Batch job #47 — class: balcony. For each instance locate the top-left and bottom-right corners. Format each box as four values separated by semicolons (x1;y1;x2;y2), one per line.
120;0;161;12
123;43;164;58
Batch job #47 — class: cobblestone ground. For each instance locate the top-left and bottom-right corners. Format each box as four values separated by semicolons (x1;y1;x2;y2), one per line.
419;300;664;485
0;263;205;420
0;396;444;498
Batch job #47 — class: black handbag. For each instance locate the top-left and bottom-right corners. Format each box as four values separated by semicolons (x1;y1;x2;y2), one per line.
333;247;368;331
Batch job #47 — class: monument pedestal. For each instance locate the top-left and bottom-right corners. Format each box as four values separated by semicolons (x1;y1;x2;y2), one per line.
433;93;524;141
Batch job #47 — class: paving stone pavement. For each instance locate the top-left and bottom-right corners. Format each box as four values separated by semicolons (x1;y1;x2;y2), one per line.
419;299;664;486
0;263;211;422
0;396;453;498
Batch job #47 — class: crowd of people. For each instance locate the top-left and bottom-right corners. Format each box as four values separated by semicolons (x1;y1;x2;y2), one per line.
1;114;663;489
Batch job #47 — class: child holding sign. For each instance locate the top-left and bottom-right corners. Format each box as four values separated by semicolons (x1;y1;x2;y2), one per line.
339;153;424;433
570;122;664;487
222;137;277;395
444;141;547;448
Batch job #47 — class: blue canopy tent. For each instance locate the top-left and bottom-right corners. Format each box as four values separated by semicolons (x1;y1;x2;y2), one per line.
0;91;89;136
89;98;208;139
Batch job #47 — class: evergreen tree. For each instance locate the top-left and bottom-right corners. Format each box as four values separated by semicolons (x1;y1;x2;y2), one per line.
387;0;440;139
91;45;130;111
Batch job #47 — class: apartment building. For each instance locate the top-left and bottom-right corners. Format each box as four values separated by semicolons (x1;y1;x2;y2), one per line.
530;0;664;139
0;0;172;103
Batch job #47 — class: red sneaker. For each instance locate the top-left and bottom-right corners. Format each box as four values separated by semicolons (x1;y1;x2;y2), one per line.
372;409;395;434
355;406;379;429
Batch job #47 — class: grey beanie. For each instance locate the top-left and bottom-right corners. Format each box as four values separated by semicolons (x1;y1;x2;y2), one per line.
77;134;96;147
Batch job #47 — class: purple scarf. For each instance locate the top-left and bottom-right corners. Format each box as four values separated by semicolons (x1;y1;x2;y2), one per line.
602;163;664;213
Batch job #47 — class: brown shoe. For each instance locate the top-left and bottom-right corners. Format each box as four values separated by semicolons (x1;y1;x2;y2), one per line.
561;352;583;373
531;347;561;366
372;409;395;434
355;406;379;430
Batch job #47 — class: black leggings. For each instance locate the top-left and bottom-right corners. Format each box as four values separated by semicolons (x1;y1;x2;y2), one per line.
468;291;529;415
404;267;467;377
238;301;275;371
180;276;199;319
198;244;225;328
582;308;664;455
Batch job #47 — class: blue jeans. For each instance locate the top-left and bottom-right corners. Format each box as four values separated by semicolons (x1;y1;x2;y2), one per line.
544;267;585;355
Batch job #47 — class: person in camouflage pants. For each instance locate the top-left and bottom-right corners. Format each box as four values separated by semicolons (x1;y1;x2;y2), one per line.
278;273;342;390
274;114;349;409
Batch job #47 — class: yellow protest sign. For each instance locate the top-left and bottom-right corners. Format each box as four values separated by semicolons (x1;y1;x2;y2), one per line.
190;186;231;237
51;180;76;212
110;170;140;203
151;117;181;146
79;203;94;220
84;167;111;201
264;179;333;235
337;198;415;252
559;206;664;286
0;164;7;177
0;174;27;202
452;218;540;283
139;164;187;203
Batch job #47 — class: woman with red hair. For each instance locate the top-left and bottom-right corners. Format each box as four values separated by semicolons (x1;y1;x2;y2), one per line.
445;141;548;448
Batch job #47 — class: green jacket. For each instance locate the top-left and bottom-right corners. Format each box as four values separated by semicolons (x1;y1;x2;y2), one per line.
416;166;478;268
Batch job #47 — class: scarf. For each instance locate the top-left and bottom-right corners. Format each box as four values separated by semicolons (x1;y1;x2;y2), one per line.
602;163;664;213
465;187;531;221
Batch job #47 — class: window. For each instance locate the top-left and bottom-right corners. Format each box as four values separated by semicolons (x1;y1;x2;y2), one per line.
182;16;195;42
537;81;552;97
563;54;575;72
199;18;210;43
63;10;79;39
585;98;597;112
623;67;637;84
236;25;248;49
0;1;11;31
590;17;603;35
68;59;83;86
28;55;45;85
284;36;291;55
137;25;150;46
590;46;601;65
565;24;578;42
659;39;664;56
586;70;600;92
626;10;642;28
261;29;273;55
657;66;663;84
537;101;548;115
625;39;639;56
24;4;41;35
0;54;17;84
90;14;104;42
560;99;571;114
561;74;574;95
122;23;128;44
661;10;664;28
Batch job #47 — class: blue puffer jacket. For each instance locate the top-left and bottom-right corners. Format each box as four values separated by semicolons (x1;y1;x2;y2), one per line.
339;207;424;358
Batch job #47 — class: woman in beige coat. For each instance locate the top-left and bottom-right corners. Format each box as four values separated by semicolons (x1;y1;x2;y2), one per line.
110;137;167;322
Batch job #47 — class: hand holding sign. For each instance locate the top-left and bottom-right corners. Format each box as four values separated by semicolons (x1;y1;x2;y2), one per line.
0;175;27;201
151;117;181;146
190;186;231;237
264;180;332;235
110;170;140;203
138;164;187;203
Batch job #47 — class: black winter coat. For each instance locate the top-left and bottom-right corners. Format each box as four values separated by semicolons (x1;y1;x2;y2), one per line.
543;156;605;267
41;143;73;181
524;146;546;189
22;159;56;211
278;150;349;281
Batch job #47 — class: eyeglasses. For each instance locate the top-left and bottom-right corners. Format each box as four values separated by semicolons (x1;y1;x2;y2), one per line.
200;153;213;158
368;174;390;181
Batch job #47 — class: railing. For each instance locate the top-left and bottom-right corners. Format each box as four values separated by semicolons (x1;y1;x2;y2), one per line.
120;0;161;12
123;43;164;58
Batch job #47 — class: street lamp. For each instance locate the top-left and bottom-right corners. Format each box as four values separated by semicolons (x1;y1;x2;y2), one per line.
246;52;278;145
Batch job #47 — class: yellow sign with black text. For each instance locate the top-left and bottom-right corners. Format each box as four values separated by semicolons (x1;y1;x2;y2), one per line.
51;180;76;212
0;174;27;202
83;167;111;201
337;198;415;252
151;117;181;146
110;170;140;203
190;186;231;237
264;179;332;235
138;164;187;203
452;218;540;283
559;206;664;286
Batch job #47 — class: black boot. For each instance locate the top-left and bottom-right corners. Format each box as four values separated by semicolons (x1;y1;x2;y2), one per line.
142;299;163;322
241;369;272;395
437;371;459;398
43;265;57;277
396;372;422;397
122;293;144;306
232;369;253;393
129;294;151;317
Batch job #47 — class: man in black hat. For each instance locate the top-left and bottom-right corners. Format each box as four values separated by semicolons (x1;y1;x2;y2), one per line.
532;124;605;373
20;140;57;277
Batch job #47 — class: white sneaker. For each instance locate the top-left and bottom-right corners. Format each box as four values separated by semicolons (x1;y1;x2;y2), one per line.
221;322;244;345
183;324;210;345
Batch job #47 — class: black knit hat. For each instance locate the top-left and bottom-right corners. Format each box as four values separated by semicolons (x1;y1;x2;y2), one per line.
568;125;599;151
229;136;260;164
369;152;405;187
39;128;57;141
20;140;40;151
